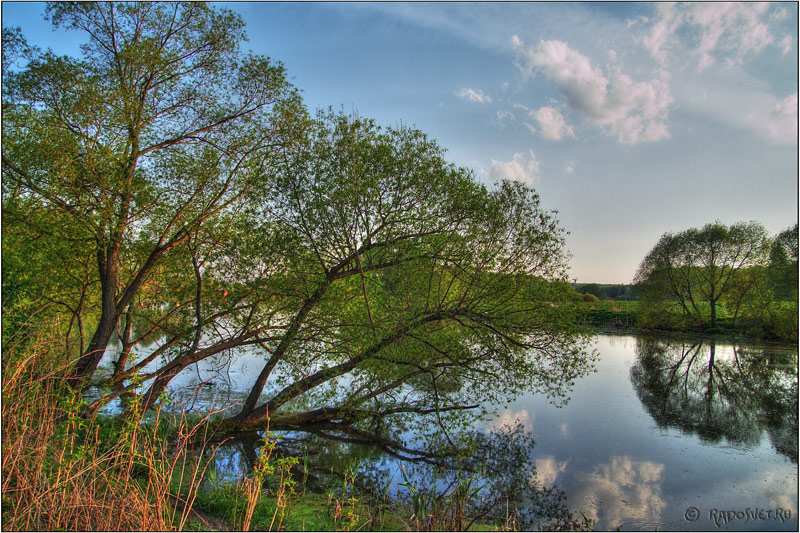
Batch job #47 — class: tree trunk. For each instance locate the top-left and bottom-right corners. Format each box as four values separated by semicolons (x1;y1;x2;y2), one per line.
237;279;332;417
69;246;121;385
709;296;717;328
113;304;134;380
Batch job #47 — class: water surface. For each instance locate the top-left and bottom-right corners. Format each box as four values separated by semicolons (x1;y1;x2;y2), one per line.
97;333;798;530
493;334;797;530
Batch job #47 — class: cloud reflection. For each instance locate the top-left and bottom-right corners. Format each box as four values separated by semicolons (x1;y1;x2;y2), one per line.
488;407;532;431
533;455;569;489
571;456;666;528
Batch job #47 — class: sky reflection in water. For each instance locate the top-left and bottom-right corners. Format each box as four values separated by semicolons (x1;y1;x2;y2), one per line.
499;334;797;531
96;333;797;530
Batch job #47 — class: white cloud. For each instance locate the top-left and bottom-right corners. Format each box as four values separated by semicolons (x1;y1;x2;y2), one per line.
626;15;650;29
642;3;682;65
456;87;493;104
517;104;575;140
565;161;576;174
571;456;667;527
512;37;673;144
529;106;576;140
674;66;798;146
488;408;532;431
496;109;515;125
768;93;798;144
643;3;781;71
639;3;796;146
490;151;540;185
691;3;774;71
533;456;568;489
779;35;794;55
772;6;790;22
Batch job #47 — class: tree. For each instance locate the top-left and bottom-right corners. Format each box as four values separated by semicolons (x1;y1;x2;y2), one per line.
634;221;770;329
211;112;593;435
768;223;798;301
2;2;301;384
3;4;593;448
726;223;799;341
577;283;602;299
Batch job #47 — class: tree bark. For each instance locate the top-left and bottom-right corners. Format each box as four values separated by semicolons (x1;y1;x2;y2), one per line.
710;296;717;328
69;245;121;384
113;304;134;380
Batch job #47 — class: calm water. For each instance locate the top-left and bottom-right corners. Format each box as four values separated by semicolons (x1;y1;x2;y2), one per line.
97;333;798;530
488;335;797;531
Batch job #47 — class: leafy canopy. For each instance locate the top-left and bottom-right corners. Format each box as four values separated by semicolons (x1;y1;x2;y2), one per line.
3;4;594;446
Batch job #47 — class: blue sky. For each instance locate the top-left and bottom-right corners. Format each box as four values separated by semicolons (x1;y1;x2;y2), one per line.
3;2;797;283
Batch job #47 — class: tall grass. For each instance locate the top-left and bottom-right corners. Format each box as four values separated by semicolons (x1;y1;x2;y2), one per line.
235;420;298;532
1;337;223;531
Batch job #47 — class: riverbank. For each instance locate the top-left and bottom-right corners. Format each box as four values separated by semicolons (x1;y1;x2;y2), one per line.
0;344;553;531
1;396;506;531
580;300;798;344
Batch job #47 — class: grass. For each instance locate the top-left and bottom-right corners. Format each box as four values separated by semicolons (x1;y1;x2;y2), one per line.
192;487;515;531
581;300;639;328
1;336;228;531
1;335;530;531
193;489;375;531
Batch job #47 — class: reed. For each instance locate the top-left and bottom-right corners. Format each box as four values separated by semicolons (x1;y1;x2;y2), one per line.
1;337;221;531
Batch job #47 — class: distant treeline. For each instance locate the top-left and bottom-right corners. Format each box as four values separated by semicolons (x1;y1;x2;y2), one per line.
572;283;637;301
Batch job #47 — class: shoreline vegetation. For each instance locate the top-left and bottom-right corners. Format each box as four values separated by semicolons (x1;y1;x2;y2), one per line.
580;300;797;345
574;221;798;345
2;336;590;532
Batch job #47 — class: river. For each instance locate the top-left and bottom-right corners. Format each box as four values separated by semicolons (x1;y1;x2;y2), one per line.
485;334;797;530
97;332;798;530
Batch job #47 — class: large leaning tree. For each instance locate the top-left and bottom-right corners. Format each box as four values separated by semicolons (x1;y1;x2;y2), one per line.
2;2;593;443
217;112;594;437
634;221;771;329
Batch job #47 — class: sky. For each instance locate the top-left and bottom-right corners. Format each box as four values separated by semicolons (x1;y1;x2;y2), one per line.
2;2;798;283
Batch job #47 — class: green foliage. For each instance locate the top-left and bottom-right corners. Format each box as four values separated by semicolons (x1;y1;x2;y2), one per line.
231;432;299;531
3;1;301;381
573;283;637;301
768;224;799;301
634;220;796;340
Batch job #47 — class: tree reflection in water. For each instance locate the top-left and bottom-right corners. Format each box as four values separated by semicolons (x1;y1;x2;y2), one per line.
630;337;797;462
207;422;589;530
